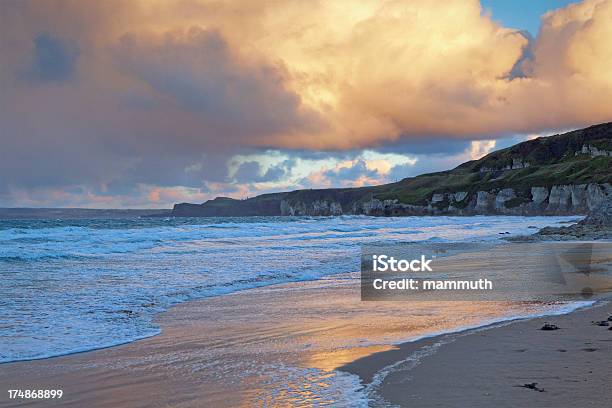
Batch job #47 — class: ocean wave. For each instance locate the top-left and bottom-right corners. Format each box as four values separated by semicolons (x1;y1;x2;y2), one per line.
0;215;580;363
0;254;88;262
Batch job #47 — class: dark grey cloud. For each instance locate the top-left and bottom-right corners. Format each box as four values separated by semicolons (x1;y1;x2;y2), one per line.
507;30;534;79
322;159;381;184
387;163;418;182
233;158;295;183
370;138;472;156
23;33;80;82
272;137;471;158
233;161;265;183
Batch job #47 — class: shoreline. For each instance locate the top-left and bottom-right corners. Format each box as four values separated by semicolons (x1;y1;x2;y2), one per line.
343;298;611;407
340;299;601;382
3;221;582;366
1;259;596;367
0;215;587;368
2;287;593;367
1;276;609;407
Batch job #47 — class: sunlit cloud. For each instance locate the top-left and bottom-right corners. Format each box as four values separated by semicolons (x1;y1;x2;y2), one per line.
469;140;497;160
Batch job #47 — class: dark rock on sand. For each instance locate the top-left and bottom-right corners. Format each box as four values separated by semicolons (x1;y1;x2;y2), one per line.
541;323;560;331
592;320;610;326
517;382;546;392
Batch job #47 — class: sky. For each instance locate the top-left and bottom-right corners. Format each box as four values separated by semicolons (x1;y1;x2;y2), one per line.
1;0;611;208
481;0;579;35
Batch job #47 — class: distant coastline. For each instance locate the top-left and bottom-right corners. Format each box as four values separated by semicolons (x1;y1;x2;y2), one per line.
0;208;169;219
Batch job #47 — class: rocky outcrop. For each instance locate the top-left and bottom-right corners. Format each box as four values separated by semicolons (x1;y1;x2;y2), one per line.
280;199;343;216
454;191;468;202
580;193;612;227
531;187;549;205
577;144;612;158
547;185;571;212
494;188;516;211
587;184;607;210
437;184;609;215
352;199;429;216
514;193;612;241
480;158;530;173
475;191;494;213
275;183;610;217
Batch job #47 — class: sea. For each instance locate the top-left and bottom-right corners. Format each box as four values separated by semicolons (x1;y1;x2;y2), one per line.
0;214;583;364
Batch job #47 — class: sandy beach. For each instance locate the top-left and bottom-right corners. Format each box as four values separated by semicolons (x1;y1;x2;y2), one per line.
1;270;609;407
344;300;612;407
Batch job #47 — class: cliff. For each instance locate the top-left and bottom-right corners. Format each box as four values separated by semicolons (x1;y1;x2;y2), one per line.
172;122;612;217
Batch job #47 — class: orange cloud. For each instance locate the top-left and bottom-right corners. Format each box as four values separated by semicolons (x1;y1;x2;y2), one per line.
254;0;612;148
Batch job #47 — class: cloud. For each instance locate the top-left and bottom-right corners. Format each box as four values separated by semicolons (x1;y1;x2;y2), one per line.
22;33;80;82
321;159;382;187
112;27;322;144
506;31;534;79
1;0;612;207
469;140;497;160
232;159;294;183
294;150;418;188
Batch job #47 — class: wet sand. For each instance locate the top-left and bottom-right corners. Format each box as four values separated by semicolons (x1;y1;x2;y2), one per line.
343;299;612;407
0;274;577;407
